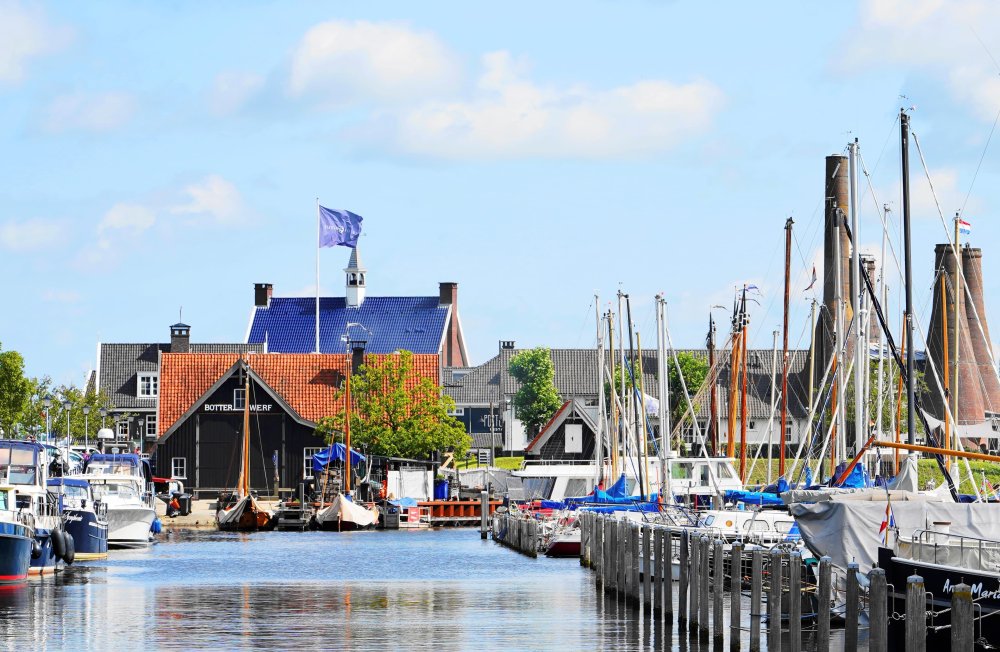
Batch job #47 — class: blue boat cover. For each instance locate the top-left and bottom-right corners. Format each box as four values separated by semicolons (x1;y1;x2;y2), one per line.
389;497;418;507
605;474;628;498
723;490;785;507
833;462;872;488
86;453;141;467
47;478;90;489
311;443;366;472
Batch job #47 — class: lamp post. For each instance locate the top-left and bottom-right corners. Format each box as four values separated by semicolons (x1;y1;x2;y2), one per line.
100;407;107;428
42;395;52;442
62;399;72;445
83;406;91;450
137;418;145;453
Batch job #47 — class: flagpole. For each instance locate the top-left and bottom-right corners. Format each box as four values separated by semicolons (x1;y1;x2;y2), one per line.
316;198;321;354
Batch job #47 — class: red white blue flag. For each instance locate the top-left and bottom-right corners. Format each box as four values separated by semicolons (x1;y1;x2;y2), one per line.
959;219;972;236
878;500;896;545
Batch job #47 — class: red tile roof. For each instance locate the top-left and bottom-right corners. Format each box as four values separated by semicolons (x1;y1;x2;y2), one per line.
158;352;440;436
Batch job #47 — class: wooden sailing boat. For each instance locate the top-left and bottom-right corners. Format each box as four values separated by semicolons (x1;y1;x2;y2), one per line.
216;358;274;531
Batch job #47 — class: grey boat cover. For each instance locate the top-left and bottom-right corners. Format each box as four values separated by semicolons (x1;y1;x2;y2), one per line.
789;498;1000;573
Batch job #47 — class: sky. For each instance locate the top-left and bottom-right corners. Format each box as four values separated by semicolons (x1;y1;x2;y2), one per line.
3;0;1000;385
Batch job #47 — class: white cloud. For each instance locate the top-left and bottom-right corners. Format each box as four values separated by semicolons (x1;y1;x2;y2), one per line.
42;91;136;133
0;218;62;250
170;175;245;224
98;203;155;236
842;0;1000;120
0;1;71;84
364;50;724;160
288;19;461;105
876;166;979;221
209;71;264;116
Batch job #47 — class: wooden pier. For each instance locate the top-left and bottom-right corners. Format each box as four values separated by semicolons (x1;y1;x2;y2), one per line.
478;511;974;651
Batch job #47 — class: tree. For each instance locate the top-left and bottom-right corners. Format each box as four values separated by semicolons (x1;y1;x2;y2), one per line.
509;347;563;437
315;350;470;459
0;344;31;437
667;351;709;424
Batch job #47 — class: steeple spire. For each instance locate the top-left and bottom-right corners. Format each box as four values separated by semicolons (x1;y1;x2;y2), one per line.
345;246;367;307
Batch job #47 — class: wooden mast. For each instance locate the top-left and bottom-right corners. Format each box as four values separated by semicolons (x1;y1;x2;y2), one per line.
941;271;951;467
726;294;740;459
607;313;619;479
739;288;749;483
707;314;718;456
344;352;353;497
780;217;792;476
240;356;251;498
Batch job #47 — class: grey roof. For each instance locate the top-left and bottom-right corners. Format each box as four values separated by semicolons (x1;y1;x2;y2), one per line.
97;342;263;410
443;348;813;420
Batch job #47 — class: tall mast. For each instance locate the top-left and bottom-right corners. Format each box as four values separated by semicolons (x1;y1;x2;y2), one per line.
655;296;669;499
607;313;619;479
875;206;889;449
808;299;817;411
617;291;627;463
240;357;250;498
595;294;606;487
636;330;651;498
952;213;962;462
768;329;779;486
727;293;740;459
625;294;645;497
833;204;846;463
707;313;718;456
901;109;916;446
941;269;951;468
849;140;864;457
739;288;749;482
344;353;353;496
780;217;793;476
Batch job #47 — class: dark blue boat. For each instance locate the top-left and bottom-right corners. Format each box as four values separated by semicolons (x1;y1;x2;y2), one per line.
49;478;108;561
0;487;32;583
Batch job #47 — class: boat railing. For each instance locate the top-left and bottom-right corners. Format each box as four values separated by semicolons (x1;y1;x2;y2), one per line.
519;459;597;469
904;528;1000;573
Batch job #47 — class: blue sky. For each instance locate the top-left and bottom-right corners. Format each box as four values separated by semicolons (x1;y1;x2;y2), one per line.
3;0;1000;385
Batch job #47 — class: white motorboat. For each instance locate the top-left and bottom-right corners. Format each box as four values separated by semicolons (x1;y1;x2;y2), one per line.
77;454;157;548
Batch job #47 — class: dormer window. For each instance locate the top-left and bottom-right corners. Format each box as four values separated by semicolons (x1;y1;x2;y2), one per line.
138;372;159;398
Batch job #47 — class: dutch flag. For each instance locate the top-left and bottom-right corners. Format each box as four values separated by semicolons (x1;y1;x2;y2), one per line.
959;219;972;236
879;500;896;546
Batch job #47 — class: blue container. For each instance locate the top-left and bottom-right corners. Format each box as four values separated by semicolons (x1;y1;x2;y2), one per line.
433;479;449;501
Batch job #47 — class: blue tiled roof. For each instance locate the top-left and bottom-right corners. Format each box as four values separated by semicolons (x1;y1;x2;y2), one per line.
248;296;449;355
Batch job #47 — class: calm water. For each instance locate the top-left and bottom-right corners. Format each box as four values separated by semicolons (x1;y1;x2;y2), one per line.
0;529;853;650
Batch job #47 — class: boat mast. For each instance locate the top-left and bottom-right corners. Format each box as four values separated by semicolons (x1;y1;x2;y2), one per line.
952;213;962;464
727;292;740;459
849;140;864;458
768;329;778;485
617;291;628;467
607;313;619;479
833;203;846;467
625;294;645;497
636;330;651;498
707;313;718;456
901;109;916;446
656;295;670;501
739;287;749;483
941;266;951;468
240;357;251;499
595;294;606;488
875;205;889;457
344;353;353;497
780;217;792;476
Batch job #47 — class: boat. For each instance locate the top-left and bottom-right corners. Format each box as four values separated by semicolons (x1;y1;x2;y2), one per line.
314;493;378;531
544;513;581;557
47;478;108;561
216;357;273;531
79;453;157;548
0;485;33;583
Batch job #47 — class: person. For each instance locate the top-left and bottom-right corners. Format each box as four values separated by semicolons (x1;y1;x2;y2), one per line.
167;493;181;518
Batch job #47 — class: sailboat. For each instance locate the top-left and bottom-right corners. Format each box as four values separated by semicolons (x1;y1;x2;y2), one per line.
216;358;273;531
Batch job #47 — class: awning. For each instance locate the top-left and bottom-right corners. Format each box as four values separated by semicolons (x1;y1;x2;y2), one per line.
312;443;366;472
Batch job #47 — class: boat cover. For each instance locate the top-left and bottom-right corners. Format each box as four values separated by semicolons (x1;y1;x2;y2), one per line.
388;497;418;507
311;443;366;471
789;498;1000;573
723;490;784;507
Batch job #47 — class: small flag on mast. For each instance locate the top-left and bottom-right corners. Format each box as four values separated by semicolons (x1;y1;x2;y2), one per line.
804;265;817;292
959;219;972;236
319;207;363;248
878;499;896;545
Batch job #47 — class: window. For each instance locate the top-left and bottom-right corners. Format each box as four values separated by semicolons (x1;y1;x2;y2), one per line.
145;415;157;438
234;389;246;410
137;372;158;398
447;406;465;416
171;457;187;479
303;447;325;480
477;449;490;465
117;420;129;437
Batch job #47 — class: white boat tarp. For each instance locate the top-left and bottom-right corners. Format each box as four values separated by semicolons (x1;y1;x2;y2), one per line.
887;455;920;492
789;500;1000;574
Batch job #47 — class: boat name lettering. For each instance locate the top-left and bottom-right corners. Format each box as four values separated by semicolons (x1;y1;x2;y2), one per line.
943;577;1000;600
203;404;273;413
63;513;84;523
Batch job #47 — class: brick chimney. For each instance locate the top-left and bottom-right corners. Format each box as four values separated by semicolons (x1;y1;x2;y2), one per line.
438;282;468;367
170;323;191;353
962;246;1000;414
254;283;273;308
350;343;366;375
439;281;458;307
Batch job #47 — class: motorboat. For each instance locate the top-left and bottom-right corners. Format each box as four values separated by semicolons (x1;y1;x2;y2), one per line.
78;454;157;548
48;478;108;561
0;485;33;583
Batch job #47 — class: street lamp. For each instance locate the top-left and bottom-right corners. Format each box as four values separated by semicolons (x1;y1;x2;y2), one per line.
62;400;72;447
137;418;145;452
41;395;52;442
82;405;91;450
99;407;107;428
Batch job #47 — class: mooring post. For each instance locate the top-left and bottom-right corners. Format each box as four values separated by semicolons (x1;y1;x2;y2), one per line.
951;582;973;651
767;549;782;652
713;539;724;645
663;529;673;623
750;549;762;652
642;524;652;611
699;536;710;637
632;523;642;605
620;520;628;601
845;562;859;652
652;527;663;614
905;574;926;652
788;551;801;652
625;523;634;604
690;531;700;631
679;529;689;624
817;556;831;650
869;568;887;652
730;542;743;651
480;490;488;539
529;518;538;558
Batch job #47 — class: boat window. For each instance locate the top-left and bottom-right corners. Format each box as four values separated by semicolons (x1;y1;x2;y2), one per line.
0;491;6;510
87;461;137;476
7;466;36;485
60;485;88;499
521;477;556;500
698;465;711;483
749;520;770;532
671;463;692;479
715;463;737;480
702;515;716;526
91;482;138;500
625;478;637;495
774;521;795;534
564;479;589;499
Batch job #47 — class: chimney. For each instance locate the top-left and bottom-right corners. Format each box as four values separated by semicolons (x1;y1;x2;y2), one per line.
439;282;458;307
170;323;191;353
924;244;985;424
350;343;366;375
254;283;273;308
962;246;1000;414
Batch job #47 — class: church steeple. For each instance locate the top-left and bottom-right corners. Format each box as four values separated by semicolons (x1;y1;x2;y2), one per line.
345;246;366;307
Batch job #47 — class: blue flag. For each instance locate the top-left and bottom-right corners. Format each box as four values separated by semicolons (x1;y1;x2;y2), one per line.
319;206;363;248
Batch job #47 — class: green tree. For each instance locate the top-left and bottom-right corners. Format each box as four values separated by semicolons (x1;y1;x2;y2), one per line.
315;350;470;459
0;344;31;437
42;384;114;443
667;352;709;424
509;347;563;437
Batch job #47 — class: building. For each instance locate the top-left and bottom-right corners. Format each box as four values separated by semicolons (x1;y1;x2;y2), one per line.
89;323;262;444
154;351;440;496
245;247;469;366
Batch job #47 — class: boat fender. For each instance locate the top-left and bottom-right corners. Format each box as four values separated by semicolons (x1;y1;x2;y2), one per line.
31;539;42;559
150;518;162;534
51;528;66;560
62;533;75;565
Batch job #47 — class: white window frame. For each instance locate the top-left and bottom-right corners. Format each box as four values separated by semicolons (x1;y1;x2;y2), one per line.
303;447;325;480
117;420;129;437
145;414;158;438
447;407;465;416
171;457;187;479
234;388;246;410
137;372;159;398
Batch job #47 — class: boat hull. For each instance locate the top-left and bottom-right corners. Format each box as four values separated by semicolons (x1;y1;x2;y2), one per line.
29;529;59;576
0;523;32;583
63;509;108;560
107;507;155;548
216;495;273;532
545;538;581;557
314;495;378;531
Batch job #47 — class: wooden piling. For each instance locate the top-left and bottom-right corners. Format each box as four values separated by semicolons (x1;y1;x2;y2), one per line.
869;568;887;652
845;562;859;652
750;549;762;652
713;539;724;645
699;536;710;636
951;582;973;651
663;529;673;622
817;556;831;651
788;551;801;652
642;524;652;611
730;541;743;651
631;523;641;605
767;549;782;652
479;491;488;539
652;527;663;615
679;529;689;624
905;574;925;652
690;531;700;631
